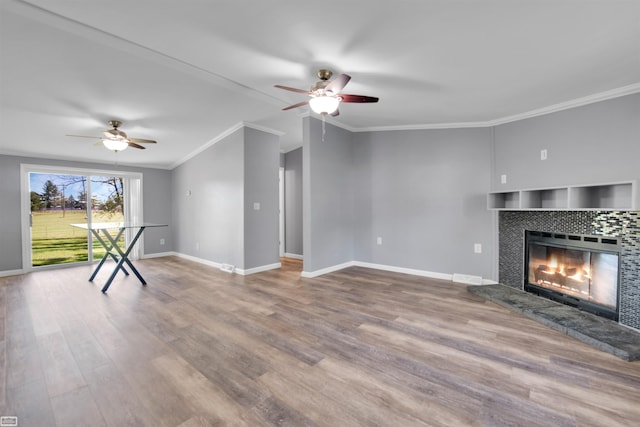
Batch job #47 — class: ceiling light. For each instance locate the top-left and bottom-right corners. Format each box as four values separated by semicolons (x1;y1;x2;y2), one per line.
102;138;129;152
309;95;340;115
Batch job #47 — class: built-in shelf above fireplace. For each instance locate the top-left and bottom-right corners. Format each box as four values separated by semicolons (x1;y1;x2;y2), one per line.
487;181;636;210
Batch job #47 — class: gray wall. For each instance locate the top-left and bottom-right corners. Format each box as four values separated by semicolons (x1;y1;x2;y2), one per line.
0;154;172;272
140;167;173;254
172;129;245;268
493;93;640;194
301;118;495;279
0;155;25;271
303;117;355;272
353;128;495;278
243;127;280;269
343;93;637;281
284;147;303;256
5;94;636;279
171;126;280;271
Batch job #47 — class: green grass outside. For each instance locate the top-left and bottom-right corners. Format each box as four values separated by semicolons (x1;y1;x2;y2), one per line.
32;210;124;266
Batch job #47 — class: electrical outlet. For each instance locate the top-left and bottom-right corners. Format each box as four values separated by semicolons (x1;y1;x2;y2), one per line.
376;237;382;245
253;202;261;210
474;243;482;253
500;174;507;184
160;238;165;245
541;149;548;160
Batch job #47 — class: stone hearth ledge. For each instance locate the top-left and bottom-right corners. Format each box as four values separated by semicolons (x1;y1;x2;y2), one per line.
467;284;640;361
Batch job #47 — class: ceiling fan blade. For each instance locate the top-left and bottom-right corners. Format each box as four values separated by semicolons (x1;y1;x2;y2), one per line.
325;74;351;94
340;94;379;103
330;109;340;117
66;134;101;139
129;137;157;144
128;142;146;149
282;100;310;111
274;85;310;95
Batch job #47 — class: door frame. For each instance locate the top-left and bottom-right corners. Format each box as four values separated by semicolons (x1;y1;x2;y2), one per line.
20;163;143;272
279;167;285;258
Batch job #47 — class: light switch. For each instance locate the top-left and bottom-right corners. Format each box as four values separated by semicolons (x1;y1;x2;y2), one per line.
253;202;261;210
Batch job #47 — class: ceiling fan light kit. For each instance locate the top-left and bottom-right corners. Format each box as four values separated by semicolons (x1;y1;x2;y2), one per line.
102;138;129;152
275;69;379;117
66;120;157;152
309;95;341;115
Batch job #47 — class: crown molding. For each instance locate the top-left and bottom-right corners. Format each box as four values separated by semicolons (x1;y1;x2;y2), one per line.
170;121;286;169
352;83;640;132
170;122;244;169
0;147;174;170
486;82;640;127
163;83;640;167
353;120;488;133
242;121;285;136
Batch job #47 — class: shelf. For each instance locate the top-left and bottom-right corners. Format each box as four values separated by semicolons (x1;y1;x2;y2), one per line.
569;183;634;210
488;181;636;211
487;191;519;210
521;188;568;209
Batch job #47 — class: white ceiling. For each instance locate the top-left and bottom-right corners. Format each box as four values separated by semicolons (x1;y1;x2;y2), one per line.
1;0;639;169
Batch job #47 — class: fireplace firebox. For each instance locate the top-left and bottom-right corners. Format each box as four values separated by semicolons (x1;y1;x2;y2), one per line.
524;230;620;321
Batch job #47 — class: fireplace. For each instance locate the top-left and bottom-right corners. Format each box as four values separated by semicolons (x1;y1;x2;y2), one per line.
524;230;620;321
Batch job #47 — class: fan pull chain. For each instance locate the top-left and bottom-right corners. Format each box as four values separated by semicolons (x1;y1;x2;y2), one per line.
322;114;326;141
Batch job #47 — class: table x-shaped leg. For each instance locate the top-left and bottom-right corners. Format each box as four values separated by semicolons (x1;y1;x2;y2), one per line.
101;226;148;293
89;227;129;282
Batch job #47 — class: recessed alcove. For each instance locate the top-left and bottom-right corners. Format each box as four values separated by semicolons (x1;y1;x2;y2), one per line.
488;181;636;210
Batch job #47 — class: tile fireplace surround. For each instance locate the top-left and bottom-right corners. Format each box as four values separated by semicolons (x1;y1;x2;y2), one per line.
499;211;640;330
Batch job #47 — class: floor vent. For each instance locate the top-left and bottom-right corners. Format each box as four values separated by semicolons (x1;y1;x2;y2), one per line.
452;273;483;285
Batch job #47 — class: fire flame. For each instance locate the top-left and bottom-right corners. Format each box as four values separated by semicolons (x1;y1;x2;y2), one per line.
536;255;590;285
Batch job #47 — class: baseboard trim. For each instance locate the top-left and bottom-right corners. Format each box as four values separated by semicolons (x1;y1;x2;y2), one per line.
301;261;356;278
300;260;497;284
172;252;280;276
142;251;176;259
354;261;453;281
302;260;456;282
1;256;497;284
452;273;483;285
283;253;303;260
0;269;25;278
239;262;282;275
172;252;224;269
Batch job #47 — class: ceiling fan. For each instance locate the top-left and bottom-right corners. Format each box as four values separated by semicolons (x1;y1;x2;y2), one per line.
275;69;379;116
66;120;157;152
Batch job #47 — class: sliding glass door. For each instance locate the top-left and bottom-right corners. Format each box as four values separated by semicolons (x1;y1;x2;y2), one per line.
89;176;126;262
22;165;142;270
29;172;91;266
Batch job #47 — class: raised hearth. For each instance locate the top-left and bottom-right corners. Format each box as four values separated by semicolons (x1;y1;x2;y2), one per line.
468;284;640;361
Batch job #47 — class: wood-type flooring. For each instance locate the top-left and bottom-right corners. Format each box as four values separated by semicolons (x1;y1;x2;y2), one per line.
1;256;639;426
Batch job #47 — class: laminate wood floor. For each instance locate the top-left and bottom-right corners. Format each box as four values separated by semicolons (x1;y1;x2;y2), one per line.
1;256;639;426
